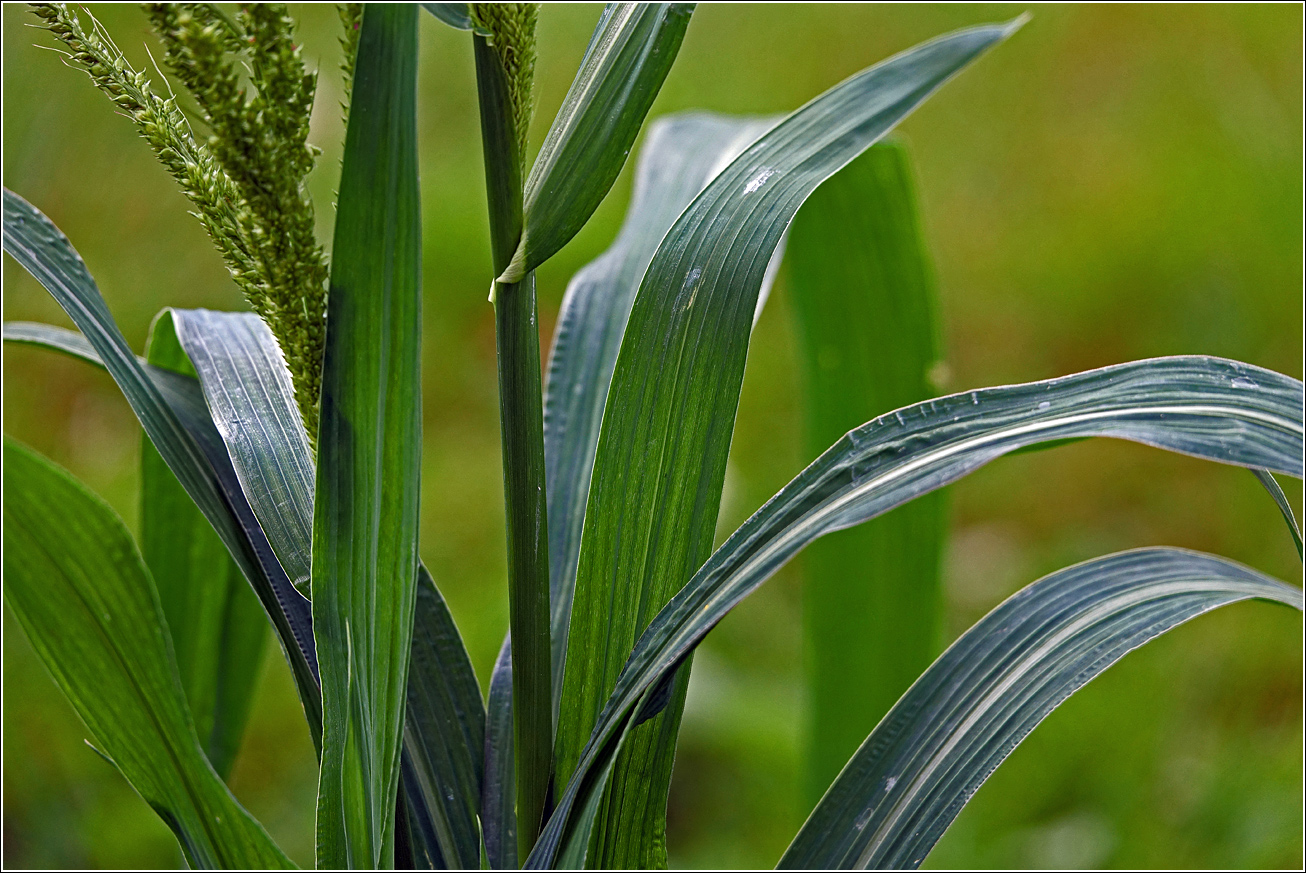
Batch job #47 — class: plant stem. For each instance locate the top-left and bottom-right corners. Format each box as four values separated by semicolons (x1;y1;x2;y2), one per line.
473;28;552;863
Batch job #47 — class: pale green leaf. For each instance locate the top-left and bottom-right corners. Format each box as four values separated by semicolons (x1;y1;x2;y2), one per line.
543;111;775;702
0;196;323;746
169;308;315;596
142;313;267;780
788;140;945;804
2;438;293;869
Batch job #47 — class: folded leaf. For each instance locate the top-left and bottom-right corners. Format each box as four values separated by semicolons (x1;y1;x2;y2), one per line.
779;548;1303;869
312;5;423;867
0;196;323;746
555;19;1023;866
481;635;518;871
2;438;294;869
401;567;487;870
502;3;695;283
142;313;267;780
170;309;315;595
788;140;946;805
529;354;1304;868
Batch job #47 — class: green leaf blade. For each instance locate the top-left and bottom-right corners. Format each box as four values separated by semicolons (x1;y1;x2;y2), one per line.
481;635;517;871
401;567;487;870
2;438;294;869
170;308;315;595
779;548;1303;869
142;313;268;780
554;19;1022;866
788;141;946;805
312;4;423;868
543;111;776;703
529;354;1303;868
0;196;323;749
504;3;695;282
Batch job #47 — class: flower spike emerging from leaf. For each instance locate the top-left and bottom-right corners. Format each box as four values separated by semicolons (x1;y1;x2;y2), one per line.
469;2;539;169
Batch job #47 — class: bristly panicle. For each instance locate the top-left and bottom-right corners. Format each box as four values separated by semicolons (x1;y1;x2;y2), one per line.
32;2;328;444
469;3;539;167
337;3;363;125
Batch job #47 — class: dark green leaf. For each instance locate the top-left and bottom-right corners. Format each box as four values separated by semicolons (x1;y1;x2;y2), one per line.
554;19;1023;866
313;5;422;868
0;196;322;748
481;635;517;871
788;140;946;804
543;111;776;705
502;3;695;282
2;438;294;869
779;548;1303;869
170;309;315;595
401;567;487;870
142;313;267;780
530;354;1303;868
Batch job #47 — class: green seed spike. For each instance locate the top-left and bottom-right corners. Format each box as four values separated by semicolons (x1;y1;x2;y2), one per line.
469;3;539;170
34;2;328;444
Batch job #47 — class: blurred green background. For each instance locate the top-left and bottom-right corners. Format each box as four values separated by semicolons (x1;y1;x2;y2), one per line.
3;3;1302;869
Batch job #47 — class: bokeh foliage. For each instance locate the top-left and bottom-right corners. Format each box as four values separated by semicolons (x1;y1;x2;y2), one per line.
3;3;1301;868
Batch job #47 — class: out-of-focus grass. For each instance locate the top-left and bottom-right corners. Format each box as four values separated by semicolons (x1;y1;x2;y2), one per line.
3;4;1300;869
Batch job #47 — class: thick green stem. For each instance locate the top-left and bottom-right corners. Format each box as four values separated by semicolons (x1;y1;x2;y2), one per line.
473;29;552;863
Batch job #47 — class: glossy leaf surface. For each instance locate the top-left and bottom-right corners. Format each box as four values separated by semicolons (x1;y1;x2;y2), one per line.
543;111;775;699
531;354;1303;868
554;19;1023;866
779;548;1303;869
0;195;322;745
171;308;315;595
141;314;267;780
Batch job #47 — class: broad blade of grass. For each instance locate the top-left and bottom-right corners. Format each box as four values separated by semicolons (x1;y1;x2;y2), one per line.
170;309;315;595
779;548;1303;869
7;328;484;865
401;567;487;870
529;355;1304;868
501;3;695;283
543;111;775;705
142;314;267;780
788;141;945;806
0;196;323;747
482;635;517;870
554;19;1022;866
2;438;294;869
312;5;422;868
